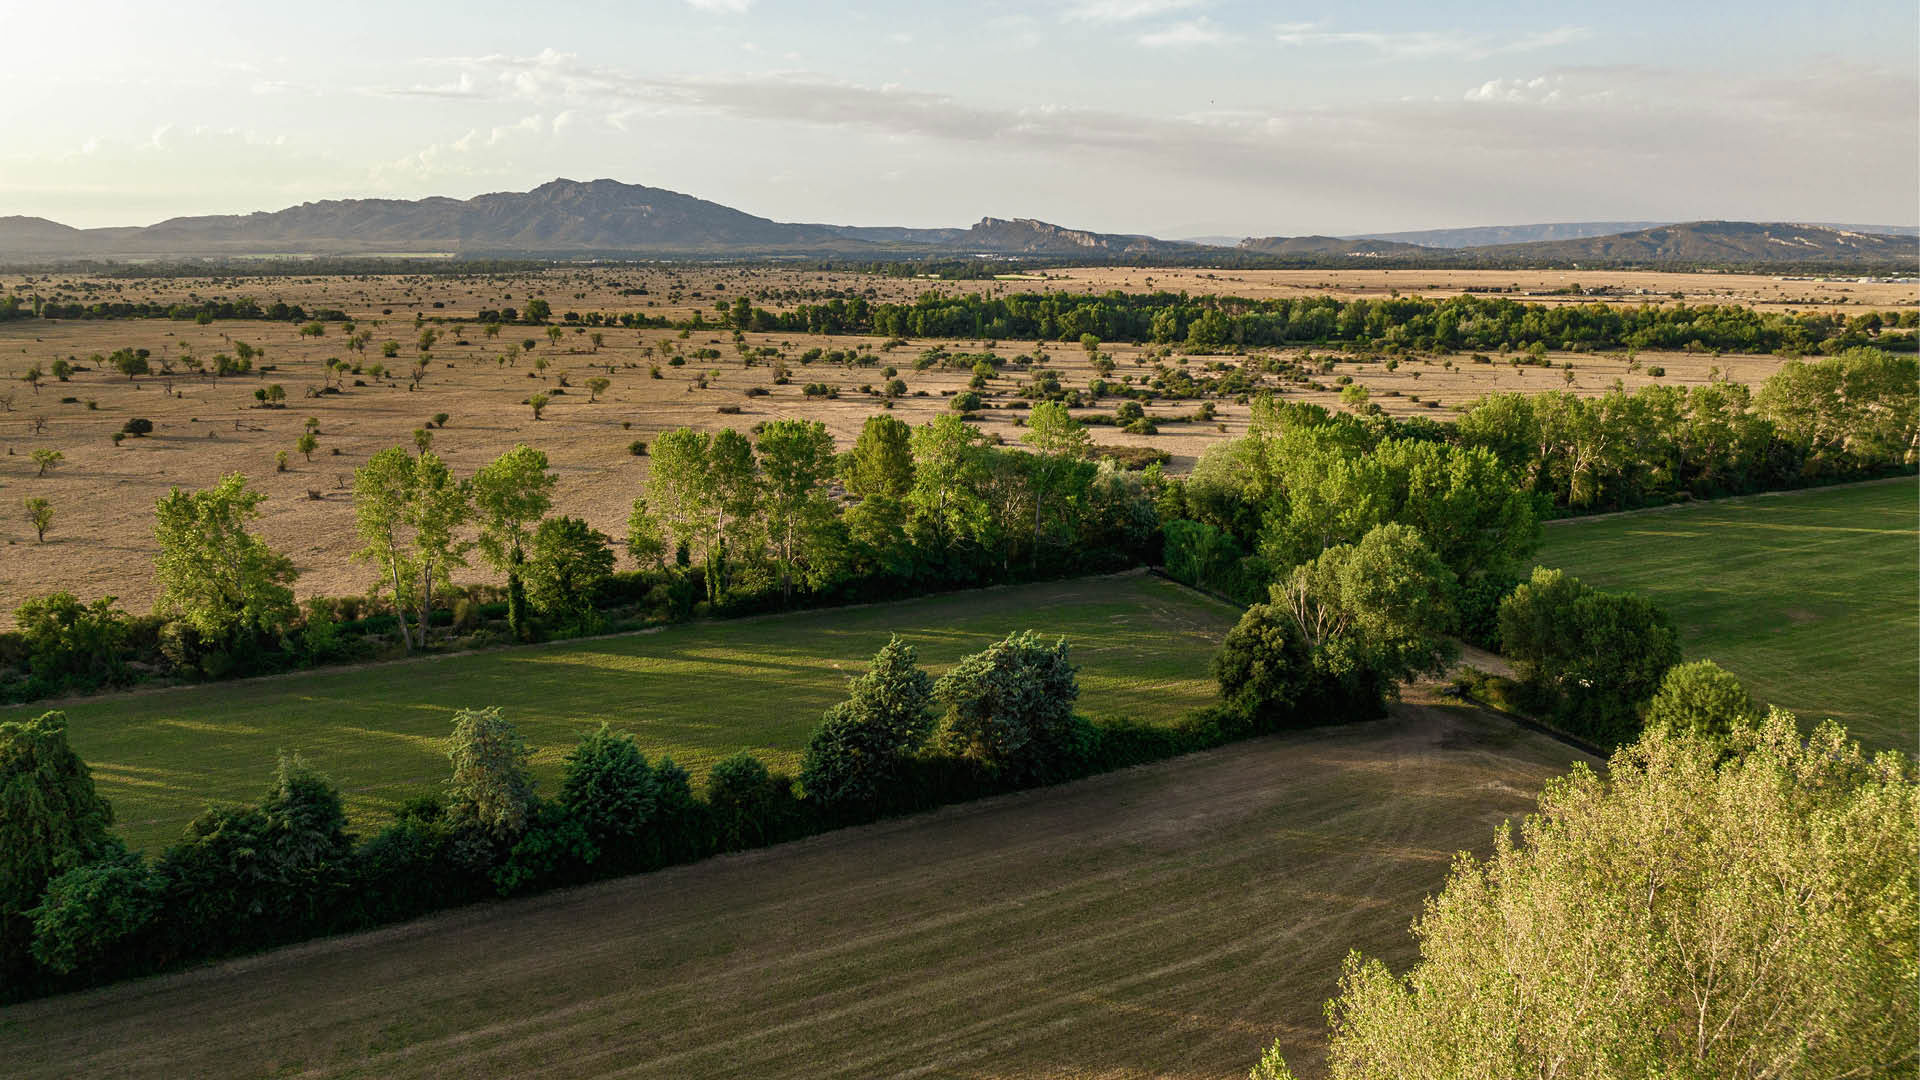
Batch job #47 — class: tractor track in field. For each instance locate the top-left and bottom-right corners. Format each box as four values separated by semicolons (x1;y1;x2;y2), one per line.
0;694;1590;1080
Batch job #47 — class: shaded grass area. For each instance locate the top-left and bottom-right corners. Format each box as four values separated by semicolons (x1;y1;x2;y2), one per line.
41;573;1239;852
1539;480;1918;752
0;702;1590;1080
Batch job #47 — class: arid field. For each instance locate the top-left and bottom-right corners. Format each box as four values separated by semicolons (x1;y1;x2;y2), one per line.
0;693;1593;1080
0;269;1819;617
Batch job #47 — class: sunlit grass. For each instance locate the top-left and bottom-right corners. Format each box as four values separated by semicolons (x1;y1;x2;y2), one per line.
1540;479;1917;752
41;573;1239;851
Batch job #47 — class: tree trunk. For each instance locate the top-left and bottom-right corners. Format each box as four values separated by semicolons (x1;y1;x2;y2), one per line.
387;560;413;653
506;553;528;642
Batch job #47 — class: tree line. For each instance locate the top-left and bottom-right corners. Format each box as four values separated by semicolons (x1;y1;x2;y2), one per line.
753;291;1916;355
5;348;1911;705
12;284;1917;363
0;623;1268;1002
1166;350;1914;623
1;294;349;324
0;405;1161;703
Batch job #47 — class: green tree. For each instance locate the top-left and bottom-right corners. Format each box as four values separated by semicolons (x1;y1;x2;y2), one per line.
351;448;470;651
12;593;128;689
30;449;61;477
559;725;657;860
646;428;719;567
1643;659;1759;740
754;419;836;602
1268;523;1458;716
624;498;668;568
1267;711;1916;1079
1021;400;1094;563
523;516;614;629
295;432;318;461
907;413;994;550
28;850;161;976
444;706;537;850
585;376;610;402
935;631;1082;782
1498;567;1682;746
110;348;150;380
1212;599;1316;726
706;752;782;849
800;636;936;810
152;473;299;643
705;429;760;598
23;496;52;542
529;393;549;420
1;711;116;978
843;414;915;499
470;445;556;642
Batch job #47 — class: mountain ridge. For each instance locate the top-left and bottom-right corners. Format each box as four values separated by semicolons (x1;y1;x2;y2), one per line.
1;179;1913;266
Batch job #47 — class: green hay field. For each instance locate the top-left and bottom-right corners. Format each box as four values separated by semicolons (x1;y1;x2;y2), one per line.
36;572;1239;852
1538;479;1918;752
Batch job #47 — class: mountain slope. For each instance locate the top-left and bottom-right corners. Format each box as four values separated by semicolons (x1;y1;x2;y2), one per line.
1477;221;1918;264
2;185;1914;266
0;180;857;257
1352;221;1669;248
954;217;1207;256
1235;235;1440;257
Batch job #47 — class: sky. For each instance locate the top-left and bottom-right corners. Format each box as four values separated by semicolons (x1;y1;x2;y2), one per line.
3;0;1915;237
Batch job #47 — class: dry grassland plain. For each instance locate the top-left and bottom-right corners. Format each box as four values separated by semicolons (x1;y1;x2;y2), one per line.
0;267;1851;616
0;695;1594;1080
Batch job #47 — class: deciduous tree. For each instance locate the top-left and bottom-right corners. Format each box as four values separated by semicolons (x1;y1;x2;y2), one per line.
152;473;299;643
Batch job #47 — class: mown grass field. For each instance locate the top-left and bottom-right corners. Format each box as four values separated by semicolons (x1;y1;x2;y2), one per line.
0;700;1591;1080
37;572;1240;852
1539;479;1918;752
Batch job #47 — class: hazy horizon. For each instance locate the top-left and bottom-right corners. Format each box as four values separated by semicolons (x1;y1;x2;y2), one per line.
4;0;1915;235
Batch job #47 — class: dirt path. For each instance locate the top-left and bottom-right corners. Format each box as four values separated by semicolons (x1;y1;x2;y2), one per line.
0;698;1589;1080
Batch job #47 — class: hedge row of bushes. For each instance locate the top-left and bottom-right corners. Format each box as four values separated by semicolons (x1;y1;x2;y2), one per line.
3;630;1277;1004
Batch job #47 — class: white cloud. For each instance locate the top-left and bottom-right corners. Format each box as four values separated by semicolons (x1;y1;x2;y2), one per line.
1138;19;1232;47
1464;75;1563;104
1273;22;1590;60
379;72;484;99
1064;0;1203;23
685;0;750;12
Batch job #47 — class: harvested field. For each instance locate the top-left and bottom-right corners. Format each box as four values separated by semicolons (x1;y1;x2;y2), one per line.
44;572;1240;852
1539;479;1918;753
0;697;1592;1080
1042;266;1920;314
0;267;1813;616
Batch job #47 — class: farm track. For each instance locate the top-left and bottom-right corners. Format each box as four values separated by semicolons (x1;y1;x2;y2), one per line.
0;696;1590;1080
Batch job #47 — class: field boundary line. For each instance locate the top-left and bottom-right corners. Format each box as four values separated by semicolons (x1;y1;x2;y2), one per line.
1543;474;1914;527
4;568;1158;712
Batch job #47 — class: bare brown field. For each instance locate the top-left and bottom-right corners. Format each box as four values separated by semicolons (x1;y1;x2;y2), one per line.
0;270;1810;619
6;265;1912;326
1044;266;1920;314
0;694;1592;1080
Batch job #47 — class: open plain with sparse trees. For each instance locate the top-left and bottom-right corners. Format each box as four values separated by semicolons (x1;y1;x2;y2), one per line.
0;263;1913;1078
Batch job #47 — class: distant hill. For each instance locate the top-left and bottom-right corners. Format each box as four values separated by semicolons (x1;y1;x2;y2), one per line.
948;217;1207;256
1352;221;1669;248
1475;221;1919;265
0;179;858;258
1235;235;1441;257
1;183;1913;268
